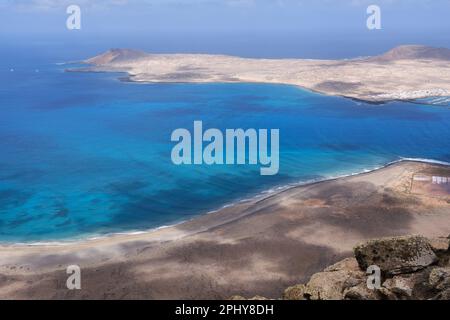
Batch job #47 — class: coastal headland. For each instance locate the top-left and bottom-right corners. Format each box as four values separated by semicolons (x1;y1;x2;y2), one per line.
73;45;450;103
0;160;449;299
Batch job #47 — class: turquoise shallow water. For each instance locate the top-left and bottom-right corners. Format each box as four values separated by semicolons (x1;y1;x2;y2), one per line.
1;61;450;242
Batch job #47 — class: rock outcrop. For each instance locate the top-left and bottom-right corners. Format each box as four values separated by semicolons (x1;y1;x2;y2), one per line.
354;235;437;276
234;234;450;300
286;235;450;300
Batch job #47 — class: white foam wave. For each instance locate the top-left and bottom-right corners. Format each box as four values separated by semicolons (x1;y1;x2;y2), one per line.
3;157;448;247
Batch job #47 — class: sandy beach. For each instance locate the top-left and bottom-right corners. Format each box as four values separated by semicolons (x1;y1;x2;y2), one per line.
0;160;449;299
78;45;450;103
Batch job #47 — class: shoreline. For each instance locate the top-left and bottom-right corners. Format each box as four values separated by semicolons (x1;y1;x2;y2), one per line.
67;68;437;105
121;77;449;107
65;63;450;111
2;157;449;248
68;68;450;106
1;159;449;299
76;45;450;103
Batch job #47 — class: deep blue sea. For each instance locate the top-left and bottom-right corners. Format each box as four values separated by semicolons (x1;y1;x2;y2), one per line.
1;45;450;243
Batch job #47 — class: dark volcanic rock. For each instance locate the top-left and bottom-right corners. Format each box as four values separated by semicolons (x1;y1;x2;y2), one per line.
354;235;437;276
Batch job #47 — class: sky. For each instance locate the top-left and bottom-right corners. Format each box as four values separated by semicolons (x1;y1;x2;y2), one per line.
1;0;450;59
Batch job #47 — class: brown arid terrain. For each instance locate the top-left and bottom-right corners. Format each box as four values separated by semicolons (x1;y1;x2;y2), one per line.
0;160;449;299
75;45;450;103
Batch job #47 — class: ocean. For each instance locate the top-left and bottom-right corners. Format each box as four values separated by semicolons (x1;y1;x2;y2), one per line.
1;43;450;242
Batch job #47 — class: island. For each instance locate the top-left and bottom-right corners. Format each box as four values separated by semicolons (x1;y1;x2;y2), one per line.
75;45;450;103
